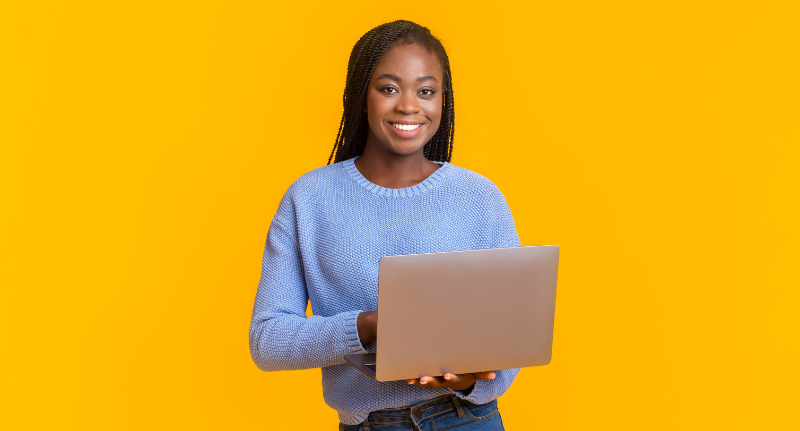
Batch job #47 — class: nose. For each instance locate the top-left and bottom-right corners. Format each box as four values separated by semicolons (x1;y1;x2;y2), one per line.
395;91;421;115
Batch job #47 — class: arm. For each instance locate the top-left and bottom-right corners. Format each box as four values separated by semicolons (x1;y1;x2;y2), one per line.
410;190;523;403
452;190;523;402
248;189;368;371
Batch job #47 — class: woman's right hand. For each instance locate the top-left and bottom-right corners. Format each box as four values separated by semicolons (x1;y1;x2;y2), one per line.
357;311;378;346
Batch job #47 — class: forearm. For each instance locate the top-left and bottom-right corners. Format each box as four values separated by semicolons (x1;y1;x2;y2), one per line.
249;310;367;371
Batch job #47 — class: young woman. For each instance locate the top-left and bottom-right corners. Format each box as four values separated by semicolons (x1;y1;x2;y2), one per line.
249;20;520;430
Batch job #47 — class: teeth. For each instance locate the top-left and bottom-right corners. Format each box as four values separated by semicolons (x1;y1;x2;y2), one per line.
392;123;421;131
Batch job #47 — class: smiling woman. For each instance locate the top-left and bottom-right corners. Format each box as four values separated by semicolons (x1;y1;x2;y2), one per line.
365;44;443;148
356;42;445;188
249;20;517;430
328;20;455;165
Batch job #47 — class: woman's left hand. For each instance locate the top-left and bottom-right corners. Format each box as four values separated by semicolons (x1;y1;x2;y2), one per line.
407;371;496;391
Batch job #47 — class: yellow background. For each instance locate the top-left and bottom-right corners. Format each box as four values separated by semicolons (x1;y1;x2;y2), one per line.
2;1;798;429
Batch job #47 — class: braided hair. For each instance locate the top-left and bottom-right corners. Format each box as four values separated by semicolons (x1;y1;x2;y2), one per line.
327;20;455;164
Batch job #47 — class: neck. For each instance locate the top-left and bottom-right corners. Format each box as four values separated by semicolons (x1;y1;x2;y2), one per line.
354;144;440;190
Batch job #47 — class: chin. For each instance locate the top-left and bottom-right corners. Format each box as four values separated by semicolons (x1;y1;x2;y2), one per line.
385;137;433;155
388;144;427;157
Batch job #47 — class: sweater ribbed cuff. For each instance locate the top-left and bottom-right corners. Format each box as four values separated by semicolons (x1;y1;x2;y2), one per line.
449;377;488;402
343;310;368;354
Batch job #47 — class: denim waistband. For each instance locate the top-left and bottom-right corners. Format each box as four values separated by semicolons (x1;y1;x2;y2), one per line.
344;394;473;431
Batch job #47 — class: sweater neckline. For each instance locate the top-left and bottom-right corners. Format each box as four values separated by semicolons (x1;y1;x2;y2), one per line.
343;157;451;197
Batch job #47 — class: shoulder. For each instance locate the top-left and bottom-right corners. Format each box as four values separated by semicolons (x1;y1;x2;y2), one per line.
443;163;507;202
271;161;347;220
277;160;351;205
287;162;347;194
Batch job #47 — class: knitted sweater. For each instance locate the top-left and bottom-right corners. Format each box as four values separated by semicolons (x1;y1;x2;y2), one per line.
249;157;522;425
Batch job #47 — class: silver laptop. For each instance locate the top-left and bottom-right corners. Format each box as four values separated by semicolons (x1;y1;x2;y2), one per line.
344;245;559;382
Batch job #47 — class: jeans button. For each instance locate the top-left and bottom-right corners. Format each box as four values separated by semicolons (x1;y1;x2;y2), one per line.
413;408;422;418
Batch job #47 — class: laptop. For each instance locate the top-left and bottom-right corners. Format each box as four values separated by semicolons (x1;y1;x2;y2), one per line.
344;245;559;382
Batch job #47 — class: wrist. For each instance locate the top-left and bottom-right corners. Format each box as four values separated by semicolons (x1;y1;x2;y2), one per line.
444;374;478;392
451;381;475;391
448;382;476;397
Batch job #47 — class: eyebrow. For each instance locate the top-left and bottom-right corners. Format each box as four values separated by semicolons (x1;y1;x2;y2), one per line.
375;73;439;83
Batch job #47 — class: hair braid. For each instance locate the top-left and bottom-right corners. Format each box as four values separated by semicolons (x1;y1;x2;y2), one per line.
327;20;455;164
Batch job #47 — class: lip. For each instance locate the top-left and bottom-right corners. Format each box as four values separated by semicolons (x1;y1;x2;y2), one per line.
388;121;424;138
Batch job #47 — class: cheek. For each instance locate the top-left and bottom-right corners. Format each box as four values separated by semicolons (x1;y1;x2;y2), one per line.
366;97;389;128
426;100;443;127
365;112;381;136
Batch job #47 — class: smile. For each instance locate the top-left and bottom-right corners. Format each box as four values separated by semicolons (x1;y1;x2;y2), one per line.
388;122;424;138
390;123;422;131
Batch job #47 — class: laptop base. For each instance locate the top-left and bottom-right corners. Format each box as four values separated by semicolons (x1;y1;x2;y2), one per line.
344;353;377;380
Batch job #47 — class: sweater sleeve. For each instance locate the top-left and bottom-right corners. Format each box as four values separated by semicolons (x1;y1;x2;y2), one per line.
448;190;522;403
248;187;369;371
448;368;521;404
492;190;522;249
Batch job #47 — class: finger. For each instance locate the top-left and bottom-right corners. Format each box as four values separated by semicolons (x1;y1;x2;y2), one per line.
419;375;446;388
443;373;461;383
408;377;427;387
471;371;497;380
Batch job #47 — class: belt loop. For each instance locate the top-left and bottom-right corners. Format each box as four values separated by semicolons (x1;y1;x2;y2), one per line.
451;394;466;417
362;416;370;431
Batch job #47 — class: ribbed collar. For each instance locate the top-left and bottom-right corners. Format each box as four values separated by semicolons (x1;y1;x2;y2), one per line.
342;157;451;197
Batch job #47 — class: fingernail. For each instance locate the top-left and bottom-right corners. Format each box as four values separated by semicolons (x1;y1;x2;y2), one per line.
407;380;414;384
444;375;450;380
490;372;496;379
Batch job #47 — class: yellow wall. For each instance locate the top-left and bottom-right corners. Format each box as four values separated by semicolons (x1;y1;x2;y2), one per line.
2;1;798;429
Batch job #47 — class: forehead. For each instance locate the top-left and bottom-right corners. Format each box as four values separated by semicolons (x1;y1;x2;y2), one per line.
372;43;443;81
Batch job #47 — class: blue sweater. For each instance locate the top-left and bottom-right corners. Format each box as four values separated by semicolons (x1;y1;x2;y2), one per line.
249;157;522;425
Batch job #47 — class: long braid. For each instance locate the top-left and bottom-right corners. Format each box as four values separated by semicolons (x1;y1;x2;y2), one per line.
328;20;455;164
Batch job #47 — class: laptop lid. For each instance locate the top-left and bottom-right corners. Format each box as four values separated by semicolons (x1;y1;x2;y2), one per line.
373;245;559;382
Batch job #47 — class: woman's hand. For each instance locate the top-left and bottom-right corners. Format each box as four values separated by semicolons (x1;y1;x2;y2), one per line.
357;312;495;391
357;311;378;346
407;371;496;392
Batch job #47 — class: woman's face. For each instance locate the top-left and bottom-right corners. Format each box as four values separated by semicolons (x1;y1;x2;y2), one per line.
363;42;444;158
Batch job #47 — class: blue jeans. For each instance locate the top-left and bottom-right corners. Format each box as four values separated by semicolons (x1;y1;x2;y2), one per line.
339;394;504;431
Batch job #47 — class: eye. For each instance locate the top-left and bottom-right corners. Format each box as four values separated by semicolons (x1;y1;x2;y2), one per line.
380;86;398;94
419;88;436;96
